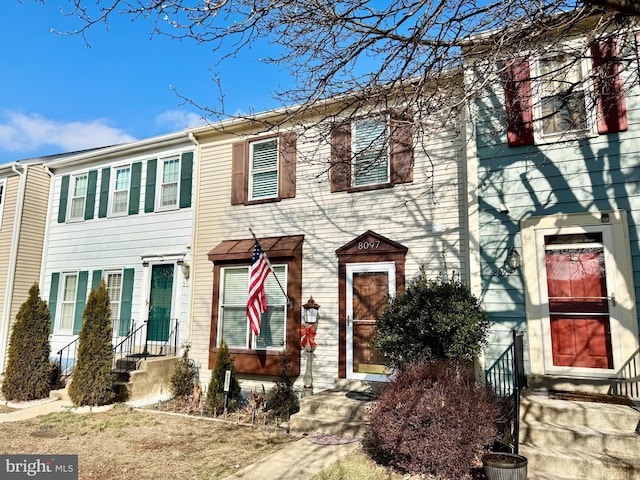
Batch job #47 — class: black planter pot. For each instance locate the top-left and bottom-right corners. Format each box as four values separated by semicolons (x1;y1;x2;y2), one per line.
482;452;528;480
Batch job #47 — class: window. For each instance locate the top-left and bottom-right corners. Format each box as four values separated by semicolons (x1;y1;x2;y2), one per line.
105;271;123;320
249;138;279;200
69;174;88;220
208;235;303;376
0;178;5;228
504;37;627;147
159;158;180;208
112;166;131;215
231;132;296;205
219;265;287;350
537;54;589;136
58;273;78;333
331;109;413;192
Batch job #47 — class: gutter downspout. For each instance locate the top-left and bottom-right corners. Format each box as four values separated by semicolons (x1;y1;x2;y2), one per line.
186;132;199;357
0;163;27;375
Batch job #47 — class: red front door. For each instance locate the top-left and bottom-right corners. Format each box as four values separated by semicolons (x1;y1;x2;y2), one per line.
545;235;613;369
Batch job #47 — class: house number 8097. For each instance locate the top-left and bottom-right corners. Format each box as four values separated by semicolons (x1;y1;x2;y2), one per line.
358;241;381;249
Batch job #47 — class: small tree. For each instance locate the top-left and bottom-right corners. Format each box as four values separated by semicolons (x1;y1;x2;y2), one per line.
170;344;198;401
2;283;52;401
68;280;116;406
205;341;241;415
266;351;299;420
371;268;491;369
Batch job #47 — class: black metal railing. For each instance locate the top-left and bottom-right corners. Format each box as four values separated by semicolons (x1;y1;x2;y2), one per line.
485;330;527;454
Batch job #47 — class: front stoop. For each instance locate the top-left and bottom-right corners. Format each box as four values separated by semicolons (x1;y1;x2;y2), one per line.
520;394;640;480
289;388;377;438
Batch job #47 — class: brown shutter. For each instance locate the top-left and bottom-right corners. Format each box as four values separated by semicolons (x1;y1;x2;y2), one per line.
504;58;534;147
279;132;297;199
330;123;352;192
591;38;628;134
390;108;414;184
231;141;247;205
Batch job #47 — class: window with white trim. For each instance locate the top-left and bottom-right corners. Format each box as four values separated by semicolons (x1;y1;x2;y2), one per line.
105;271;122;321
248;138;279;200
58;273;78;333
111;166;131;215
218;264;287;350
159;157;180;208
0;178;5;229
69;174;88;220
352;117;390;187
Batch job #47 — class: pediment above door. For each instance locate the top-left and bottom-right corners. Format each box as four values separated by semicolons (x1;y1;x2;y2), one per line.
336;230;408;262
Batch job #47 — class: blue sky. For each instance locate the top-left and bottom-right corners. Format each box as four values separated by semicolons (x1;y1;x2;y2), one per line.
0;1;286;164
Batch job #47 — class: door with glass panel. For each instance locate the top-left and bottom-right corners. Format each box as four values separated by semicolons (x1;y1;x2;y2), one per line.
148;265;174;342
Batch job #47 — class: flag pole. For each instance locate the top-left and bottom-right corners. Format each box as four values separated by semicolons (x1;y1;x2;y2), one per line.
249;228;293;308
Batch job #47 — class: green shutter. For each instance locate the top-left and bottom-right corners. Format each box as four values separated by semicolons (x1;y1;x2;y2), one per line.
91;270;103;291
48;273;60;331
145;159;157;213
179;152;193;208
128;162;142;215
84;170;98;220
58;176;70;223
98;167;110;218
119;268;135;336
73;271;89;335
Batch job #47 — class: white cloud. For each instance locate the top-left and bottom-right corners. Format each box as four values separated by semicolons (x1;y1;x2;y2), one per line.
155;109;204;130
0;111;136;154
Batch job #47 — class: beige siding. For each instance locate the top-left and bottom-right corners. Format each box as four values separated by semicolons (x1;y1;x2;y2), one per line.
191;118;467;391
0;173;20;327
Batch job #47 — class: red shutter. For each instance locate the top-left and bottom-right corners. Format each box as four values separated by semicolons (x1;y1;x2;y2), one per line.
330;123;352;192
505;58;534;147
591;38;628;134
279;132;297;199
390;108;414;184
231;142;247;205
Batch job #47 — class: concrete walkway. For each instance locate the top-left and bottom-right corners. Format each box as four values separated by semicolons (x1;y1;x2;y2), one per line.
0;399;73;423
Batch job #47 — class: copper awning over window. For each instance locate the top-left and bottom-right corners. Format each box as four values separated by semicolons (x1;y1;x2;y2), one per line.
207;234;304;263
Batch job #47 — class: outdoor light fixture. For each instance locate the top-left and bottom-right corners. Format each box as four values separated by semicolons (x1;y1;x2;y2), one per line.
508;248;521;270
177;259;190;280
303;296;320;324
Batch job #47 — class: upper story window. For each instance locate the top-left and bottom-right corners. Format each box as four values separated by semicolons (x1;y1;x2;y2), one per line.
159;158;180;208
231;132;297;205
111;166;131;215
330;109;413;193
69;174;88;221
504;37;628;147
218;264;287;350
249;138;279;200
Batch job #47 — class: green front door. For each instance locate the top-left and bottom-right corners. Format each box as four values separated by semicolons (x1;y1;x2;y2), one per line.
148;264;174;342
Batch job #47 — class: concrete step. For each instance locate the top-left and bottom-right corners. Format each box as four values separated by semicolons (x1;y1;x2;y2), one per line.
520;444;640;480
521;394;640;432
289;388;376;437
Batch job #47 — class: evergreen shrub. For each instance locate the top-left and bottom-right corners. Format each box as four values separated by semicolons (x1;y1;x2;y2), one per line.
2;283;52;401
68;280;116;406
364;360;500;479
371;268;490;368
170;344;198;400
205;341;241;415
266;350;299;420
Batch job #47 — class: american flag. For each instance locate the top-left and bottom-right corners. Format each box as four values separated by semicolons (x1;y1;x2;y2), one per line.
247;240;273;336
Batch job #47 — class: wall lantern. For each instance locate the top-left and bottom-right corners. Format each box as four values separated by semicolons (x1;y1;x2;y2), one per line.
303;296;320;324
177;259;190;280
508;248;521;270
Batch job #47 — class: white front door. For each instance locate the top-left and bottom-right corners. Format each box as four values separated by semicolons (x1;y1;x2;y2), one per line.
346;262;395;380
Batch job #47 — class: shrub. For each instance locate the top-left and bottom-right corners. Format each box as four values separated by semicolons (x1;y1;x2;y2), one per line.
205;341;241;415
68;280;116;406
170;344;198;400
371;268;490;368
364;360;500;479
266;350;299;420
2;283;52;401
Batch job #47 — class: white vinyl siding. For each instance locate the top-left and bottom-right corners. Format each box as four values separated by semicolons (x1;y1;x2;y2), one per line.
353;118;389;187
249;138;279;200
69;174;88;220
58;273;78;333
112;166;131;215
219;265;286;349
